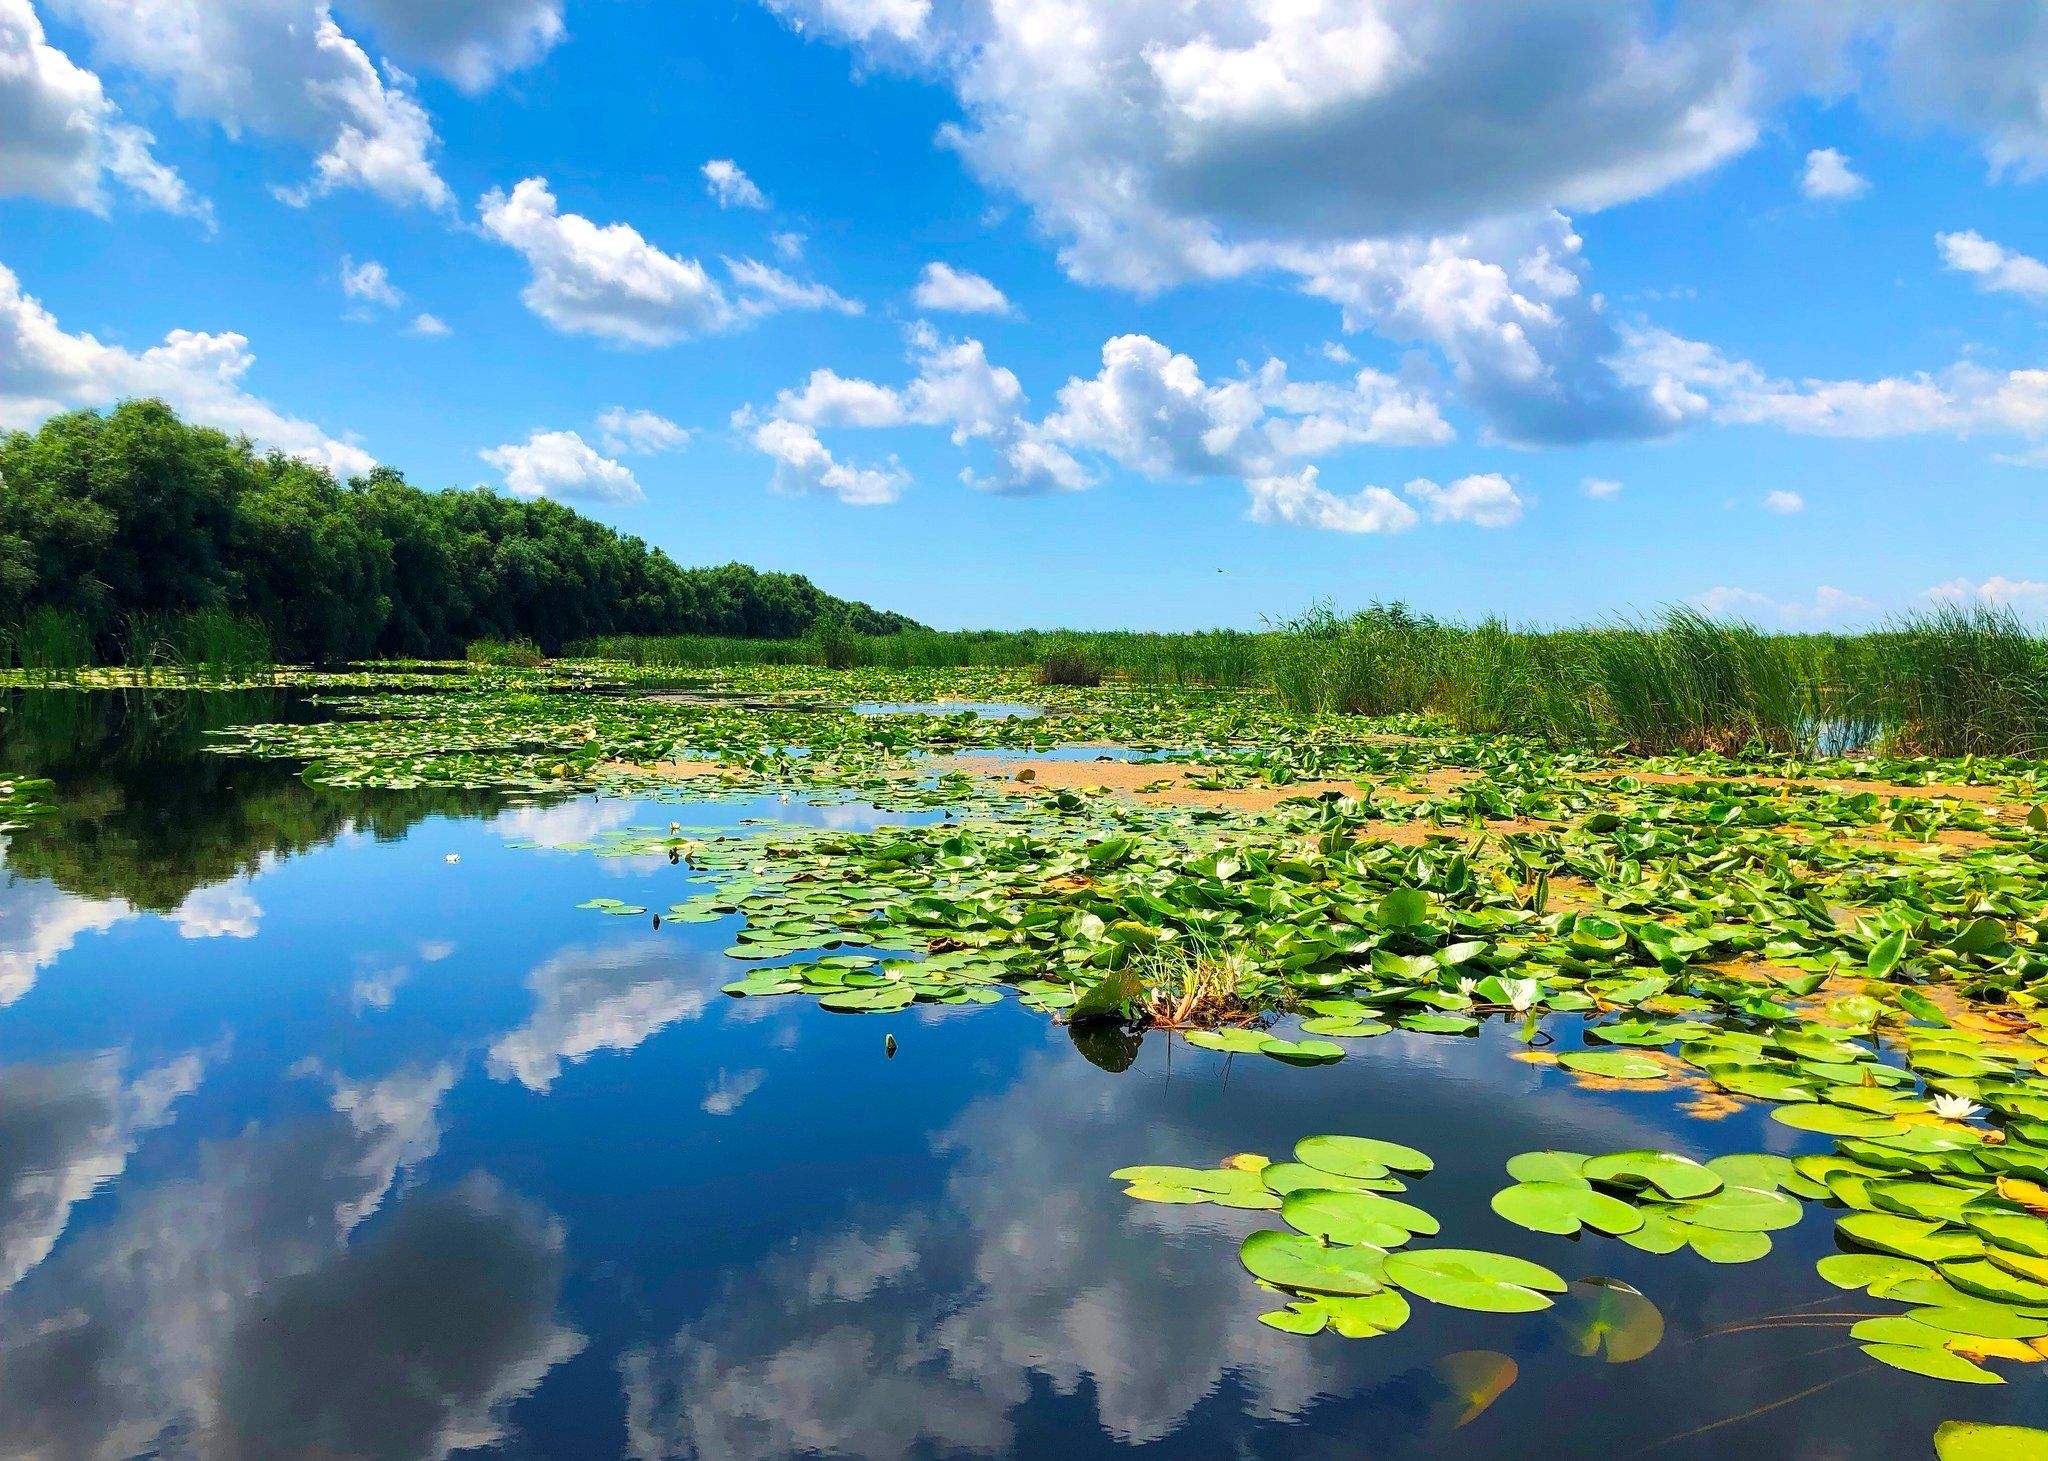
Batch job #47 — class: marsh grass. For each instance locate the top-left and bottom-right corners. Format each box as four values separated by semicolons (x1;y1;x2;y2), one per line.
467;637;548;669
579;603;2047;758
1132;940;1268;1029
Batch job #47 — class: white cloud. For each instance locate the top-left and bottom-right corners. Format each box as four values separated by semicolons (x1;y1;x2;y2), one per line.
912;262;1014;316
336;0;564;93
481;429;642;503
0;260;375;476
771;230;807;262
55;0;452;210
726;257;863;317
1762;489;1805;514
407;312;450;338
1317;341;1354;365
1937;229;2048;305
738;415;908;506
1402;471;1525;527
487;944;712;1092
1693;584;1874;627
1800;147;1868;200
1583;476;1623;498
1926;575;2048;611
479;177;734;346
1244;466;1416;534
1623;326;2048;448
169;883;262;939
701;1068;765;1116
0;0;207;221
756;3;2048;446
597;407;692;456
739;325;1447;501
703;158;768;210
0;879;131;1009
339;255;402;309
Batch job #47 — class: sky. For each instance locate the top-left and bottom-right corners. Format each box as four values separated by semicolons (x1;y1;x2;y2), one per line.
2;1;2045;632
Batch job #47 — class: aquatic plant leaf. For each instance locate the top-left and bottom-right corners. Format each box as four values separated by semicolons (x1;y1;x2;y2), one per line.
1491;1181;1644;1237
1555;1279;1664;1363
1429;1351;1517;1429
1838;1213;1985;1264
1581;1150;1722;1200
1296;1135;1434;1176
1240;1230;1388;1296
1559;1050;1666;1081
1817;1253;1932;1291
1384;1248;1565;1312
1505;1150;1590;1186
1859;1343;2004;1384
1934;1421;2048;1460
1687;1227;1772;1263
1280;1191;1411;1249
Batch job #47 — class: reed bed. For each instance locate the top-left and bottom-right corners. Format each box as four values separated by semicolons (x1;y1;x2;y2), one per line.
580;604;2048;759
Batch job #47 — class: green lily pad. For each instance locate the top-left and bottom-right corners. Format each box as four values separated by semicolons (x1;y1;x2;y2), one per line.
1296;1135;1435;1177
1559;1050;1667;1081
1240;1230;1389;1296
1491;1181;1645;1237
1858;1343;2004;1384
1384;1248;1566;1312
1581;1150;1723;1200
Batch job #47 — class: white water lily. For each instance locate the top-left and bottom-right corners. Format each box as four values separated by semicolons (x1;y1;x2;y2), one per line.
1927;1094;1982;1122
1457;977;1479;998
1504;978;1542;1013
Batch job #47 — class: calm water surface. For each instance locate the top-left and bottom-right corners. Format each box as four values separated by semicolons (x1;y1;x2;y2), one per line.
0;690;2038;1457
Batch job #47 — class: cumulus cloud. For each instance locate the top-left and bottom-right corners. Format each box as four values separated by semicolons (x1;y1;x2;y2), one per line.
0;880;131;1009
1800;147;1868;200
479;179;863;345
757;3;2048;444
1244;466;1415;534
407;312;451;338
1938;229;2048;305
739;325;1450;503
739;415;910;506
169;883;262;939
336;0;565;93
1926;575;2048;612
480;429;641;503
1583;476;1623;498
0;0;208;221
911;262;1014;315
1762;489;1805;514
1622;326;2048;448
0;1049;204;1294
1693;584;1875;627
1402;471;1525;527
598;407;692;456
703;158;768;210
480;177;734;346
53;0;452;210
485;943;715;1092
0;260;375;475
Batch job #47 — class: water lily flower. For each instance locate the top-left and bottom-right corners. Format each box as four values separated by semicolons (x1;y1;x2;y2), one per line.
1457;977;1479;998
1504;978;1542;1013
1927;1094;1982;1122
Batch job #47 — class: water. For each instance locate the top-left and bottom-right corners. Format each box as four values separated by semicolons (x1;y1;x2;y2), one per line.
0;690;2038;1457
850;702;1044;720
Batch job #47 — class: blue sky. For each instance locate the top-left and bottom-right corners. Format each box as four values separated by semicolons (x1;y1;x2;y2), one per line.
3;1;2045;630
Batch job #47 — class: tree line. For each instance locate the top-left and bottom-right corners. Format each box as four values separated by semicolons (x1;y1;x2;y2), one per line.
0;401;916;662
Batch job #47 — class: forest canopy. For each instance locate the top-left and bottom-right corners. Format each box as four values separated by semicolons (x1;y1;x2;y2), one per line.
0;401;916;661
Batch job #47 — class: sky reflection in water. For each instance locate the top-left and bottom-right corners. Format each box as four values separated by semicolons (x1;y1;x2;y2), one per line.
0;690;2037;1457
